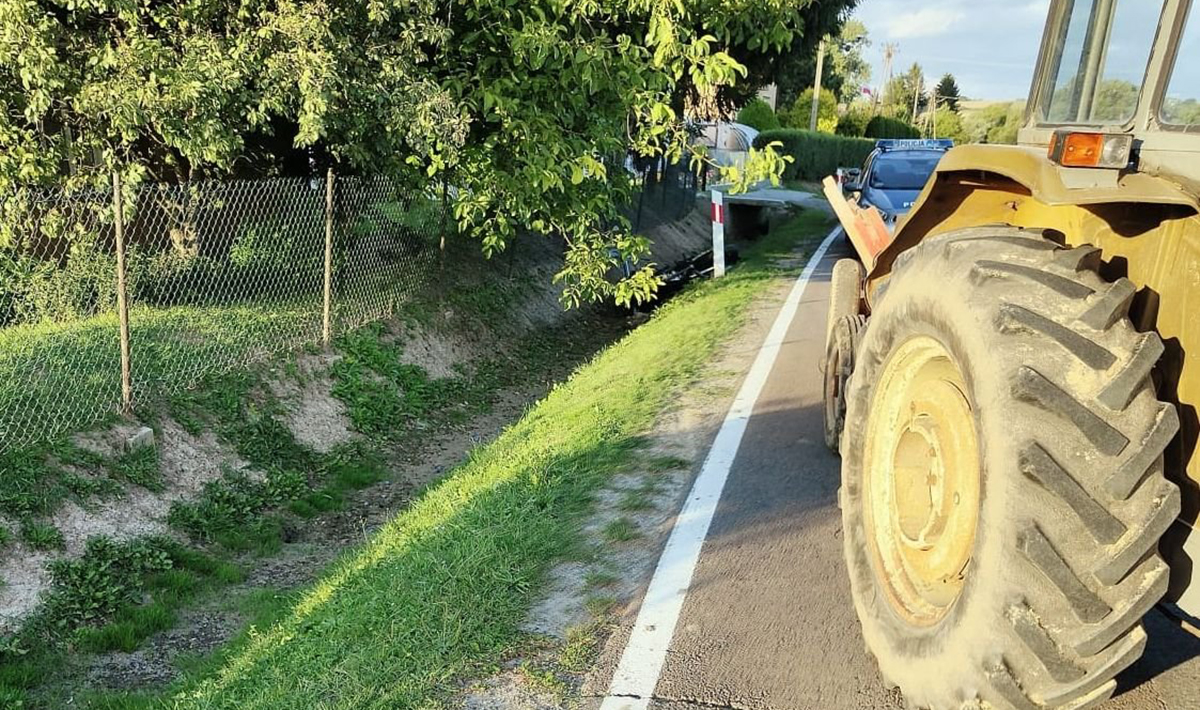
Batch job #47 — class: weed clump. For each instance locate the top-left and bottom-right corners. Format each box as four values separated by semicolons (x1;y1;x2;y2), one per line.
42;536;174;630
109;445;164;491
20;521;64;551
168;469;305;544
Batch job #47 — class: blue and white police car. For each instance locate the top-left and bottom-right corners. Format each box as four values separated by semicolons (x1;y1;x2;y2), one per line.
842;139;954;226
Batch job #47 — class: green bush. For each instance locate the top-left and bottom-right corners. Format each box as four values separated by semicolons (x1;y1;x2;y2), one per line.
0;244;119;326
0;187;441;327
126;217;324;308
836;106;873;137
781;89;838;133
754;129;875;182
736;98;781;132
227;220;309;273
0;252;37;325
864;116;921;139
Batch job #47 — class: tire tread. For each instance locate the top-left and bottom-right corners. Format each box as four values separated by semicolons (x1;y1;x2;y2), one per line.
847;227;1179;710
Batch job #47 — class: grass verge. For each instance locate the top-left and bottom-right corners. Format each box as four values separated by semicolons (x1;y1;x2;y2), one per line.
71;208;831;709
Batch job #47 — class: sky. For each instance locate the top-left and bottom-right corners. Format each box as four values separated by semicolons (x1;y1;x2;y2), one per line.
850;0;1053;101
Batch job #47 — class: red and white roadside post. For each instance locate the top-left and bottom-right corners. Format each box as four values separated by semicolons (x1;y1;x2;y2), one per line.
710;189;726;278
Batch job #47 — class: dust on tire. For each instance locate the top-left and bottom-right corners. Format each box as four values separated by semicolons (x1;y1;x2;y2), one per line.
840;227;1180;710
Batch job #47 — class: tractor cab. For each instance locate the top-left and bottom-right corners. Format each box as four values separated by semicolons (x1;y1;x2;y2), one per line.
1019;0;1200;191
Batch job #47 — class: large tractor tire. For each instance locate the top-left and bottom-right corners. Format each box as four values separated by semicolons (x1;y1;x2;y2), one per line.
841;227;1181;710
827;258;865;342
824;314;865;452
823;258;865;452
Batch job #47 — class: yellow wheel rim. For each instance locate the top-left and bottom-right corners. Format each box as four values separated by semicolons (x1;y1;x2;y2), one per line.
863;335;981;626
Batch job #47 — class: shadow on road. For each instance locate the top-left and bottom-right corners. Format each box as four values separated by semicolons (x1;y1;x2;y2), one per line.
1114;608;1200;696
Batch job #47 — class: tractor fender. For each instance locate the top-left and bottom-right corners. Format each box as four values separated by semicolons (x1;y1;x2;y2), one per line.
870;143;1200;299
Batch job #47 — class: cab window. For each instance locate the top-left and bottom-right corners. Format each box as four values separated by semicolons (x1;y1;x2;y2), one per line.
1041;0;1164;125
1161;5;1200;126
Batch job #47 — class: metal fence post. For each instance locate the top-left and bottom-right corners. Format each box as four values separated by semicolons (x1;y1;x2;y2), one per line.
112;171;134;414
323;168;335;346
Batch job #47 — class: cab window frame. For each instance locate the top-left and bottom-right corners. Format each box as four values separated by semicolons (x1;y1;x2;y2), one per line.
1031;0;1168;130
1154;0;1200;132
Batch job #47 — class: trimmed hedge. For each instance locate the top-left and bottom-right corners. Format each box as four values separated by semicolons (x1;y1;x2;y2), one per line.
864;116;921;139
754;129;876;182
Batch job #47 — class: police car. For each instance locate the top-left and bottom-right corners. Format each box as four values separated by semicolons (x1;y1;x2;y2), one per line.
842;139;954;225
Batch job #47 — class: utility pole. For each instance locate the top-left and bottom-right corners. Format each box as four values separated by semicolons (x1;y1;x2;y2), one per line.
911;70;922;125
809;38;826;131
877;43;897;114
932;90;939;138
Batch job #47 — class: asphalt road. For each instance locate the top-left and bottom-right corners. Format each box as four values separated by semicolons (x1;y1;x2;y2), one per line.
604;236;1200;710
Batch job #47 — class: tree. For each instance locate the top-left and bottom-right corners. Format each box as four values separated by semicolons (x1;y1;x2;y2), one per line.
768;3;864;111
782;89;839;133
987;105;1025;144
1164;98;1200;126
936;74;962;112
737;99;782;132
927;106;969;144
827;20;872;104
963;102;1025;144
1092;79;1140;122
0;0;819;307
883;63;928;122
881;76;909;117
836;104;873;137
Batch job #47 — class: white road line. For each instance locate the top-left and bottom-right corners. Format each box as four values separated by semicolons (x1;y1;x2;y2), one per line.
598;226;843;710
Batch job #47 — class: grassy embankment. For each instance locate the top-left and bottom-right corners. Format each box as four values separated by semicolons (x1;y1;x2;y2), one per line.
0;241;520;548
79;209;832;709
0;238;550;707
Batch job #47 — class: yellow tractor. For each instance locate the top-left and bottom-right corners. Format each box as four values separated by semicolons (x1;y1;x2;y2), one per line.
822;1;1199;707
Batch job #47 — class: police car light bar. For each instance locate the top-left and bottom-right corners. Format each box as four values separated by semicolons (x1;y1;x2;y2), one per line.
875;139;955;151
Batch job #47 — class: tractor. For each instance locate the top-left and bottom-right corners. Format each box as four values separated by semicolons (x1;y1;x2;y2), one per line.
822;1;1200;708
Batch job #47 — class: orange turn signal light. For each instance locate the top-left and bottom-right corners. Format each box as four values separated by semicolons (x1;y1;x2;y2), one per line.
1048;130;1133;169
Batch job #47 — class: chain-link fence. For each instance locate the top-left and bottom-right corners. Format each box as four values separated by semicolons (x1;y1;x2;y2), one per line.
0;158;705;452
0;173;442;451
622;157;701;234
